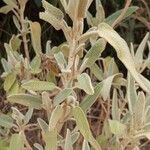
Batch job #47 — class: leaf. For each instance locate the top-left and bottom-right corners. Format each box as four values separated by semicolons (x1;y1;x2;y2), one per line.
49;105;63;130
98;22;150;93
108;120;126;136
0;5;13;14
1;58;12;73
9;133;24;150
13;15;21;31
105;6;139;25
24;108;33;125
80;82;103;112
53;88;72;106
73;106;101;150
65;129;73;150
76;73;94;95
0;114;15;128
44;129;57;150
3;0;17;8
83;39;106;68
4;72;16;92
30;22;42;56
9;35;21;51
82;140;90;150
8;94;42;109
22;80;57;91
37;118;48;133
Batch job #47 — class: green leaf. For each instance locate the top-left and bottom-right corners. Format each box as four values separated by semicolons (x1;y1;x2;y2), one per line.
24;108;33;125
1;58;12;73
9;35;21;51
80;82;103;112
82;140;90;150
44;129;57;150
0;5;13;14
98;22;150;93
37;118;48;133
53;88;72;106
49;105;63;130
0;114;15;128
8;94;42;109
30;22;42;56
65;129;73;150
4;72;16;92
3;0;17;8
83;39;106;68
73;106;101;150
76;73;94;95
105;6;139;25
22;80;57;91
108;120;126;136
13;15;21;31
9;133;24;150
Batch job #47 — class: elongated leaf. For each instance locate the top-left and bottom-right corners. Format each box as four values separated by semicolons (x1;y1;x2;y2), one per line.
80;82;103;112
0;114;15;128
84;39;106;68
98;23;150;93
53;88;72;106
82;140;90;150
105;6;139;25
108;120;126;136
37;118;48;133
76;73;94;95
8;94;42;109
22;80;56;91
49;105;63;130
9;133;24;150
1;58;12;73
65;129;73;150
44;129;57;150
4;72;16;92
3;0;17;8
0;5;13;14
30;22;42;55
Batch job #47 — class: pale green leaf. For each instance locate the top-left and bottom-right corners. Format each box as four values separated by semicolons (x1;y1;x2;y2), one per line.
53;88;72;106
22;80;57;91
24;108;33;125
8;94;42;109
30;22;42;55
0;5;13;14
76;73;94;95
13;15;21;31
80;82;103;112
37;118;48;133
109;120;126;136
65;129;73;150
1;58;12;73
9;35;21;51
82;140;90;150
3;0;17;8
98;22;150;93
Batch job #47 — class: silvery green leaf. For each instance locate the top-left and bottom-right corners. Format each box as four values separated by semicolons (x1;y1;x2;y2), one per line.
65;129;73;150
22;80;57;91
34;143;44;150
98;23;150;93
9;35;21;51
127;73;138;113
9;133;24;150
76;73;94;95
4;72;16;92
108;120;126;136
44;129;57;150
112;89;119;120
53;88;72;106
3;0;17;8
8;94;42;109
37;118;48;133
49;105;63;130
0;5;13;14
1;58;12;73
80;82;103;112
13;15;21;31
100;73;122;101
0;114;15;128
42;0;64;20
105;6;139;25
83;39;106;68
24;108;33;125
30;22;42;56
8;80;19;95
82;140;90;150
73;106;101;150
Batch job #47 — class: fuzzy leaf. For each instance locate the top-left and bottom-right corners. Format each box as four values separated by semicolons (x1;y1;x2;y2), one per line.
80;82;103;112
37;118;48;133
30;22;42;55
22;80;56;91
53;88;72;106
76;73;94;95
8;94;42;109
65;129;73;150
98;23;150;93
0;5;13;14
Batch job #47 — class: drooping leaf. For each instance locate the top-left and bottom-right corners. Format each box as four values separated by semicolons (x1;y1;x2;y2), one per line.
30;22;42;56
108;120;126;136
80;82;103;112
76;73;94;95
53;88;72;106
22;80;57;91
98;22;150;93
105;6;139;25
8;94;42;109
